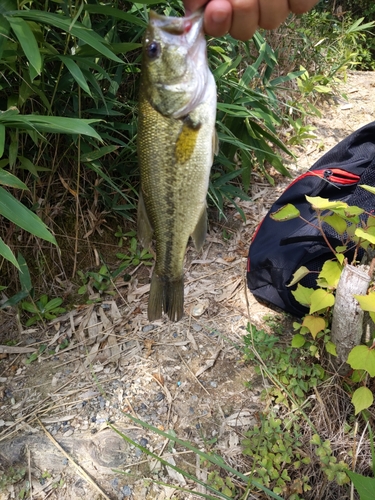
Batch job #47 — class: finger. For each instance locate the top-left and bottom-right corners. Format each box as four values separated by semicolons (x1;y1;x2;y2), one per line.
288;0;319;14
204;0;232;37
184;0;208;16
229;0;259;41
258;0;289;30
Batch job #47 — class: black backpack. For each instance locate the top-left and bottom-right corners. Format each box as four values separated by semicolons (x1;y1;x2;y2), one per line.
247;121;375;318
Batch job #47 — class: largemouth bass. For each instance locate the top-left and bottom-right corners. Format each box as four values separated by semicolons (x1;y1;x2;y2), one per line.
137;10;217;322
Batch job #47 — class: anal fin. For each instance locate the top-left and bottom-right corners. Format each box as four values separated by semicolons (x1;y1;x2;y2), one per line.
191;206;207;252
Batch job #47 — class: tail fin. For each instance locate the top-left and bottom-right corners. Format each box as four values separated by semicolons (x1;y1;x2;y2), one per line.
148;273;184;322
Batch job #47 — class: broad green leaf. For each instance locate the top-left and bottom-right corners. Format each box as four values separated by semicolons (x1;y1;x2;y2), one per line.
6;17;42;76
351;387;374;415
0;237;19;269
291;334;305;348
9;11;123;63
306;195;348;211
59;56;92;96
325;341;337;357
347;471;375;500
291;284;314;306
322;213;347;234
319;260;342;288
287;266;310;287
361;184;375;196
309;288;335;314
22;301;38;313
0;169;28;189
44;297;63;312
0;124;5;158
0;187;57;245
270;203;300;221
302;315;326;339
354;293;375;313
355;227;375;245
347;345;375;376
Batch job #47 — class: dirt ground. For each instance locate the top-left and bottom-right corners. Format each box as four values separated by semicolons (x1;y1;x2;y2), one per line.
0;70;374;500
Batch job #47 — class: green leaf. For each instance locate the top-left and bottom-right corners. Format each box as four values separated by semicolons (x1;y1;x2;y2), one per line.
347;471;375;500
9;10;122;63
291;334;305;348
80;145;119;162
0;168;28;190
351;387;374;415
22;301;38;313
0;124;5;158
44;297;63;312
17;253;32;293
270;204;300;221
0;237;20;269
361;184;375;196
309;289;335;314
0;187;57;245
6;17;42;76
58;56;92;96
292;284;314;306
84;5;147;28
347;346;375;376
325;341;337;357
287;266;310;287
354;293;375;313
306;196;348;211
355;227;375;245
322;213;347;234
0;114;102;140
302;315;326;339
319;260;342;288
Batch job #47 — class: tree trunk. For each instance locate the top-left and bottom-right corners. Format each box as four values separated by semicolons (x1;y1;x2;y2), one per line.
330;263;371;373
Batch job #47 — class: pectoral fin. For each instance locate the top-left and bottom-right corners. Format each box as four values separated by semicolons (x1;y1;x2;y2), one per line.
137;190;153;248
191;206;207;252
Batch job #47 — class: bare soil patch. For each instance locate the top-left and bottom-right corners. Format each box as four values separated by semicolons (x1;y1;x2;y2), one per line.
0;71;374;500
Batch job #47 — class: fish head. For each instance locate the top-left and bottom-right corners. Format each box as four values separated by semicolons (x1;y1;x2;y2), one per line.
141;10;209;118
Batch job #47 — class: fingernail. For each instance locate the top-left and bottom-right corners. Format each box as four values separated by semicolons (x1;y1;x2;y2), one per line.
211;11;227;24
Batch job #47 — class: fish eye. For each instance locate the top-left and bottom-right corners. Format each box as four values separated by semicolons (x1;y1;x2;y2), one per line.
146;41;161;59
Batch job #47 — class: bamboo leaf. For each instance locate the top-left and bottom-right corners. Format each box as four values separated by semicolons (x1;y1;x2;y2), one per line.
0;114;102;140
59;56;92;96
0;124;5;158
84;5;147;28
0;168;28;189
348;471;375;500
0;186;57;245
6;17;42;75
8;10;123;63
0;237;20;269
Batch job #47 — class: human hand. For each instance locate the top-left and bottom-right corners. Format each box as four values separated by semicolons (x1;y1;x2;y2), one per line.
184;0;319;41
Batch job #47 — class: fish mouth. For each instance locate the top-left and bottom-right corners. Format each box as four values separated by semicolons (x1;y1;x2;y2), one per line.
148;9;204;45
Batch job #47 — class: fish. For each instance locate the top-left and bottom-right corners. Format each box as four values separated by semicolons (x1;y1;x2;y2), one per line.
137;10;217;322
